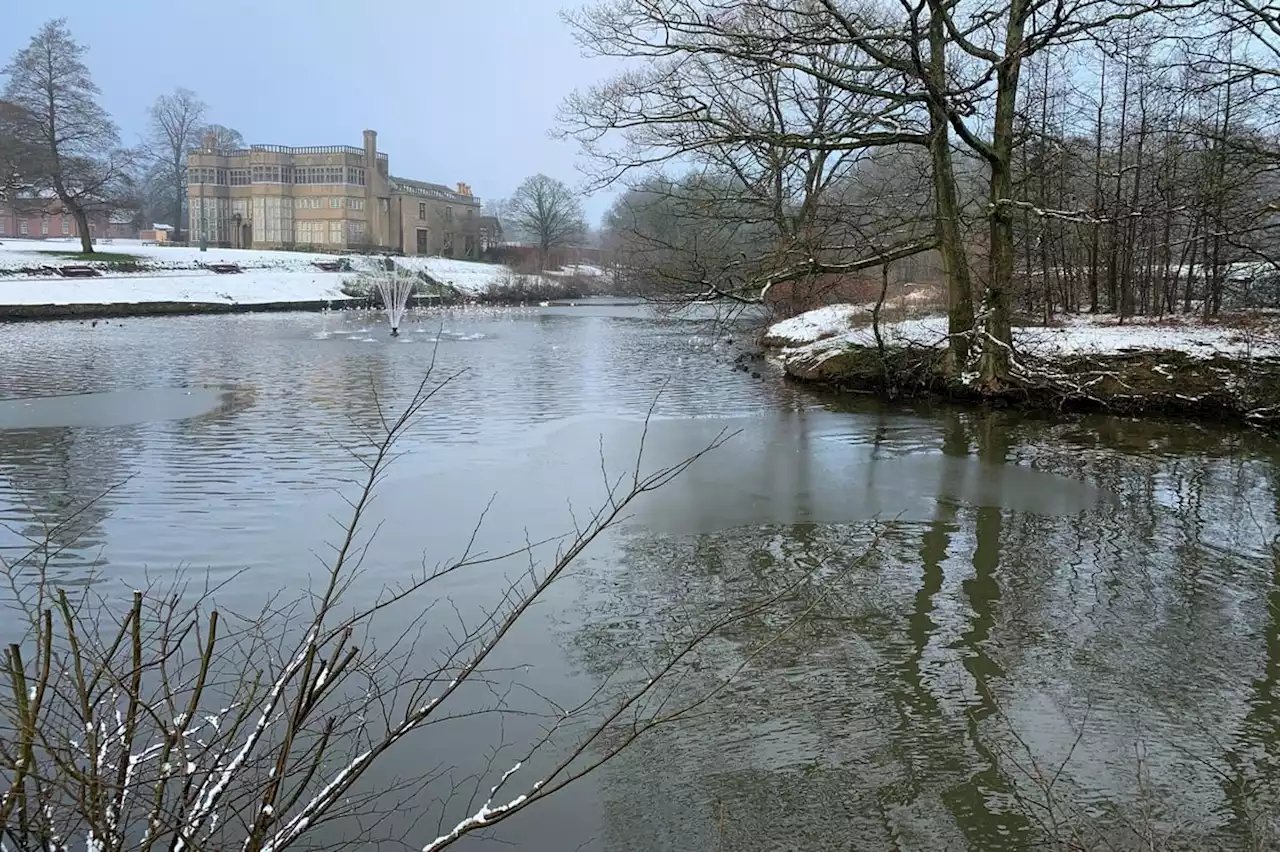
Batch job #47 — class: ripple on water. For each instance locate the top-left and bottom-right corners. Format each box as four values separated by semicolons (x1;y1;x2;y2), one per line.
0;306;1277;851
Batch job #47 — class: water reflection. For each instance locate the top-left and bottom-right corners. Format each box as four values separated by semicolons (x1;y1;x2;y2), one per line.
574;407;1280;851
0;310;1277;850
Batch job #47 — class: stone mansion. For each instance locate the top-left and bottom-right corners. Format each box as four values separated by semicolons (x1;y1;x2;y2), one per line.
186;129;498;257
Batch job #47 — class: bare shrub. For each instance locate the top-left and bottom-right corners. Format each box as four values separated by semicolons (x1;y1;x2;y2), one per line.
482;272;589;303
0;369;829;852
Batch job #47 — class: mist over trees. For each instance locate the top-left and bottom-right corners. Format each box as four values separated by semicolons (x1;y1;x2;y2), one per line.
565;0;1280;385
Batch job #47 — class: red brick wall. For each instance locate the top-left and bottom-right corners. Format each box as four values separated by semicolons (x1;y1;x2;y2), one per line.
0;203;136;240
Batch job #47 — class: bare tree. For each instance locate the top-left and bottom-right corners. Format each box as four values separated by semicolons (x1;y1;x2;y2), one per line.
200;124;244;152
1;19;133;254
507;174;587;268
144;88;207;240
564;4;939;326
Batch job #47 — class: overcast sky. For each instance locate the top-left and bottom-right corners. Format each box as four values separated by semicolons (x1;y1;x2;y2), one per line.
1;0;619;223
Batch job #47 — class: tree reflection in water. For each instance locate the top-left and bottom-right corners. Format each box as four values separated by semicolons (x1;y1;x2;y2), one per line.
569;410;1280;851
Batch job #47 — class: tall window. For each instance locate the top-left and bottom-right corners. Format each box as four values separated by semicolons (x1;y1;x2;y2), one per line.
329;221;344;244
444;206;453;223
297;220;327;244
20;220;28;235
40;218;49;235
253;196;293;243
61;219;70;235
418;202;427;220
0;218;6;235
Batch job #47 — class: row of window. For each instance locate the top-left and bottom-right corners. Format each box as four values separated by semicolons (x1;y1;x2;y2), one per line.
0;218;83;236
293;197;365;210
186;210;367;244
294;220;347;244
417;202;456;222
191;166;366;186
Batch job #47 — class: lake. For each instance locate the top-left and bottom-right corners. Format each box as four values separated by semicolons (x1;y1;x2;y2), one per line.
1;304;1277;850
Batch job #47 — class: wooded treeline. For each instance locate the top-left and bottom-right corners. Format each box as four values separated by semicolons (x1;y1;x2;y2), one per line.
563;0;1280;386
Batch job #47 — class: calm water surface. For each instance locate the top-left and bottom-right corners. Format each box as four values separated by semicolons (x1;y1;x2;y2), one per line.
1;304;1278;850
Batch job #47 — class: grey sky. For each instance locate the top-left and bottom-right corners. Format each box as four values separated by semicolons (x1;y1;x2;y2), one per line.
1;0;618;223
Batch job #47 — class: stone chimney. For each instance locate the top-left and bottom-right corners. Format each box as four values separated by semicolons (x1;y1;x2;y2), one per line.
363;130;382;248
456;182;471;197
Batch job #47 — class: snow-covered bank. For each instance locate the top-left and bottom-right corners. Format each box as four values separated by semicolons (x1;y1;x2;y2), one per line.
0;272;352;307
768;307;1280;364
765;304;1280;428
0;239;339;273
762;304;871;347
0;239;562;299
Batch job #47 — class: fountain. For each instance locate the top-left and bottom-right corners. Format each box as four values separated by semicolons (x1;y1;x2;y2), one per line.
372;271;417;337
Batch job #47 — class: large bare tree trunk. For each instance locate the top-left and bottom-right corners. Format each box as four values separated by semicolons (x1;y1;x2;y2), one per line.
932;118;974;371
978;0;1027;389
928;2;974;372
72;204;92;254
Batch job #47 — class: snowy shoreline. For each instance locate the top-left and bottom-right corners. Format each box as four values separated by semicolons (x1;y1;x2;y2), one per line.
0;238;608;319
765;303;1280;428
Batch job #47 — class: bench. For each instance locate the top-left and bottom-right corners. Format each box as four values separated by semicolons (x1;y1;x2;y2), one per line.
206;263;242;274
313;260;341;272
56;265;101;278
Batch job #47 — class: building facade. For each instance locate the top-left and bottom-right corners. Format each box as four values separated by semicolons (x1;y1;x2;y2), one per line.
187;129;492;257
0;198;137;242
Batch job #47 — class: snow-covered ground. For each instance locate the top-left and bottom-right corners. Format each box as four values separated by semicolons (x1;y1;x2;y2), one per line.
0;272;352;307
0;238;339;272
0;238;529;304
391;256;517;295
762;304;870;345
768;305;1280;363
